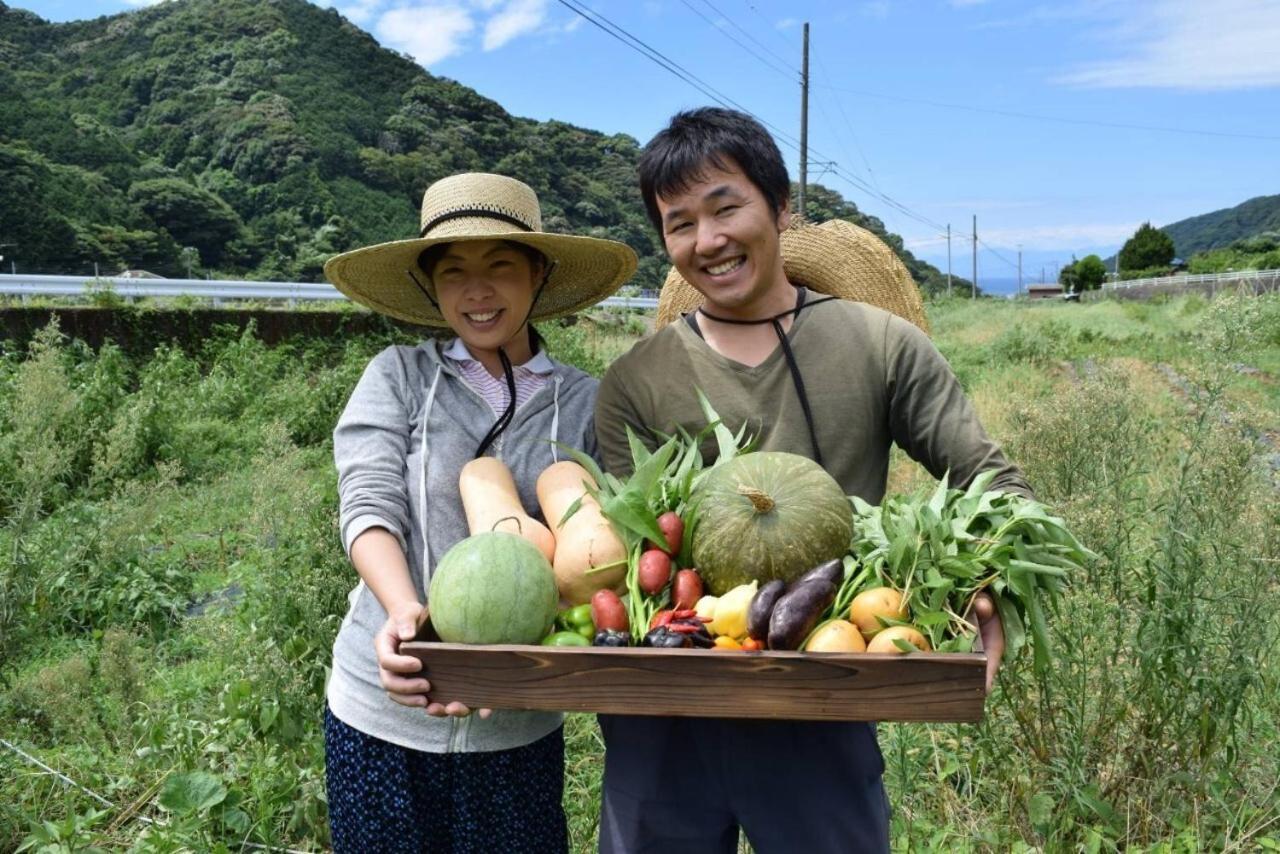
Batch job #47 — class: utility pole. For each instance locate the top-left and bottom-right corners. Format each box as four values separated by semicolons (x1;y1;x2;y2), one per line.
798;22;809;220
1017;245;1023;297
1041;265;1046;286
946;224;952;296
971;214;977;299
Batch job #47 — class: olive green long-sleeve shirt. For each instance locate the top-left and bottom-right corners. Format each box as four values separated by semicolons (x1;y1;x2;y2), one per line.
595;291;1030;503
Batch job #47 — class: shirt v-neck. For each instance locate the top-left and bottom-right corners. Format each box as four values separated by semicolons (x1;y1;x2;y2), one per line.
679;286;813;375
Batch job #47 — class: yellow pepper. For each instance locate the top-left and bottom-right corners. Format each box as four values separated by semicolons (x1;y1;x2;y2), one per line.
708;581;758;640
694;595;719;622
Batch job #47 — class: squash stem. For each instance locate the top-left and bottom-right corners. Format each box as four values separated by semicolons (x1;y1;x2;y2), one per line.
490;515;523;534
738;486;775;514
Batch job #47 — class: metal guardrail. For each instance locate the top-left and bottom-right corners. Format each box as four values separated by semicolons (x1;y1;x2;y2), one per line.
0;274;659;310
1101;268;1280;293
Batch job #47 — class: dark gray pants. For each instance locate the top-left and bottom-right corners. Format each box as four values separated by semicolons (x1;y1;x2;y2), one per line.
597;715;891;854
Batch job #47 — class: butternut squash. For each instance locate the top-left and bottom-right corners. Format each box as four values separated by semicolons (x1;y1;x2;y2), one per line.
458;457;556;562
536;461;628;605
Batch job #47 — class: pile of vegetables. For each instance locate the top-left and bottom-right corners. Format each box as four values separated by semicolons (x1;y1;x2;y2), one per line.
438;394;1095;676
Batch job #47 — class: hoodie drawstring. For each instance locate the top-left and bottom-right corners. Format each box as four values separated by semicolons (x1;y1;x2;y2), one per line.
550;376;563;462
419;364;442;579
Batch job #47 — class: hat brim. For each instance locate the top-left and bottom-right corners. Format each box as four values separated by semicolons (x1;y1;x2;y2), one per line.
655;219;930;335
325;231;638;327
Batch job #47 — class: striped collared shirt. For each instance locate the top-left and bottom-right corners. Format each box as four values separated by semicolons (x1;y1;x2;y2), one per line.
443;338;553;414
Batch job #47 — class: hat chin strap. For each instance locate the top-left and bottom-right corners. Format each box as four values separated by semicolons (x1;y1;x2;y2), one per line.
472;260;556;458
695;288;838;467
406;262;557;459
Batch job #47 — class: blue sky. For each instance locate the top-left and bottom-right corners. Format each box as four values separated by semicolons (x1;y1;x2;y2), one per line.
17;0;1280;291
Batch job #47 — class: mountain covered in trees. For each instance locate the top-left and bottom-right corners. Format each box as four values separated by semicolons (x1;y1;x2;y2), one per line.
1160;194;1280;259
0;0;958;295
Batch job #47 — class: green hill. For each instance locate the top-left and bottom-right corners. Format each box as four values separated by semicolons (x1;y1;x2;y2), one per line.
1160;194;1280;259
0;0;953;294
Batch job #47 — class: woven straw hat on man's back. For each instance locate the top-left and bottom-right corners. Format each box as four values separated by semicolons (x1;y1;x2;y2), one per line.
656;219;930;334
325;173;637;327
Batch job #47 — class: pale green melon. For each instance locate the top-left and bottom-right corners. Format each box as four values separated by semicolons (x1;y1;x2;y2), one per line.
428;532;558;645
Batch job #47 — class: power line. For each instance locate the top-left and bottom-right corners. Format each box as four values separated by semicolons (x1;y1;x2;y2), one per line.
554;1;774;135
676;0;799;81
555;1;799;148
740;0;801;56
977;236;1021;271
812;83;1280;142
556;1;949;237
821;74;881;191
698;0;798;72
808;45;893;229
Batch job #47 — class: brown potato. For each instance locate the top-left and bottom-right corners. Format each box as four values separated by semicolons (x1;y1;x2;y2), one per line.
848;587;908;639
803;620;866;653
866;625;930;654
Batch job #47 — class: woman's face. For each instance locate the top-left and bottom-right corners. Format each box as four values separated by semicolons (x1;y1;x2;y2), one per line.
429;239;541;359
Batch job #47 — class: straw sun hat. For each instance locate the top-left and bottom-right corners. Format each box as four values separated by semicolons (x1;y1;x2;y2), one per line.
325;173;638;327
655;218;930;334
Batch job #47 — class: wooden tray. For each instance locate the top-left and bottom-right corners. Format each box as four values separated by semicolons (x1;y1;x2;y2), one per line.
402;636;986;723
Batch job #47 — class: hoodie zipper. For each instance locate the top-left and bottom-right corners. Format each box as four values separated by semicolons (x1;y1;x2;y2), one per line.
448;714;471;752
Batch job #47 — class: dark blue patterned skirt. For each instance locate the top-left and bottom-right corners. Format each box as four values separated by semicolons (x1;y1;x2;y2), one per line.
324;707;568;854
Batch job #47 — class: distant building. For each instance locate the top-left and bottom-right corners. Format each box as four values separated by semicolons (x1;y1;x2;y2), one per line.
1026;283;1064;299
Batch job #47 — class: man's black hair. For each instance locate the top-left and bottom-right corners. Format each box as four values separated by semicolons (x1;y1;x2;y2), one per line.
638;107;791;237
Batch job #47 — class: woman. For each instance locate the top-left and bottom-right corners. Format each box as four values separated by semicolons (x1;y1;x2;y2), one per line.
322;173;636;852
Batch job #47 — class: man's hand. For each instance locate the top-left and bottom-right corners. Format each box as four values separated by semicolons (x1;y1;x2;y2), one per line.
373;601;492;719
971;593;1004;694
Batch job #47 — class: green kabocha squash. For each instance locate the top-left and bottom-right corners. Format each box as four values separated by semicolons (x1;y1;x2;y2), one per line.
429;532;558;645
692;452;853;595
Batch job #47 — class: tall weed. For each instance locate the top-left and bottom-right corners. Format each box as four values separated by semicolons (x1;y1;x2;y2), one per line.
0;322;84;524
957;299;1280;848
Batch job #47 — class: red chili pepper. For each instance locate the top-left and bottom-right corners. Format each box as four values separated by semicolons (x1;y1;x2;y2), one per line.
649;610;674;630
666;623;703;634
671;609;697;620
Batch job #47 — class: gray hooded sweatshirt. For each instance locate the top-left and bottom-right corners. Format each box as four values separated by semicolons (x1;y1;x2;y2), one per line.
327;339;598;753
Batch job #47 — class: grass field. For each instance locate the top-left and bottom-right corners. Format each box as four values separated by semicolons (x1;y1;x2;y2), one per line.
1;293;1277;852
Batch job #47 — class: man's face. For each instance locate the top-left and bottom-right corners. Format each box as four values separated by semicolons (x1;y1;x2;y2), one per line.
655;159;790;314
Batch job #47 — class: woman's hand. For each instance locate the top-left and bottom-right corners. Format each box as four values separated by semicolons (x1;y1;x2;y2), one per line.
373;600;491;719
374;601;433;707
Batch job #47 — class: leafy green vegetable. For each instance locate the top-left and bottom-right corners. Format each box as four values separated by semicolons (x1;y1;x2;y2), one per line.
845;473;1097;670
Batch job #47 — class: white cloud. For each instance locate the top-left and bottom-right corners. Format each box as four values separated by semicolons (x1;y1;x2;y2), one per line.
906;220;1136;250
483;0;548;51
376;4;475;66
563;13;584;33
776;17;799;30
1057;0;1280;90
332;0;381;25
929;199;1045;212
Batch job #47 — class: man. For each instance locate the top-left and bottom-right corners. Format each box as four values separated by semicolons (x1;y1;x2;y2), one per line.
593;107;1031;853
